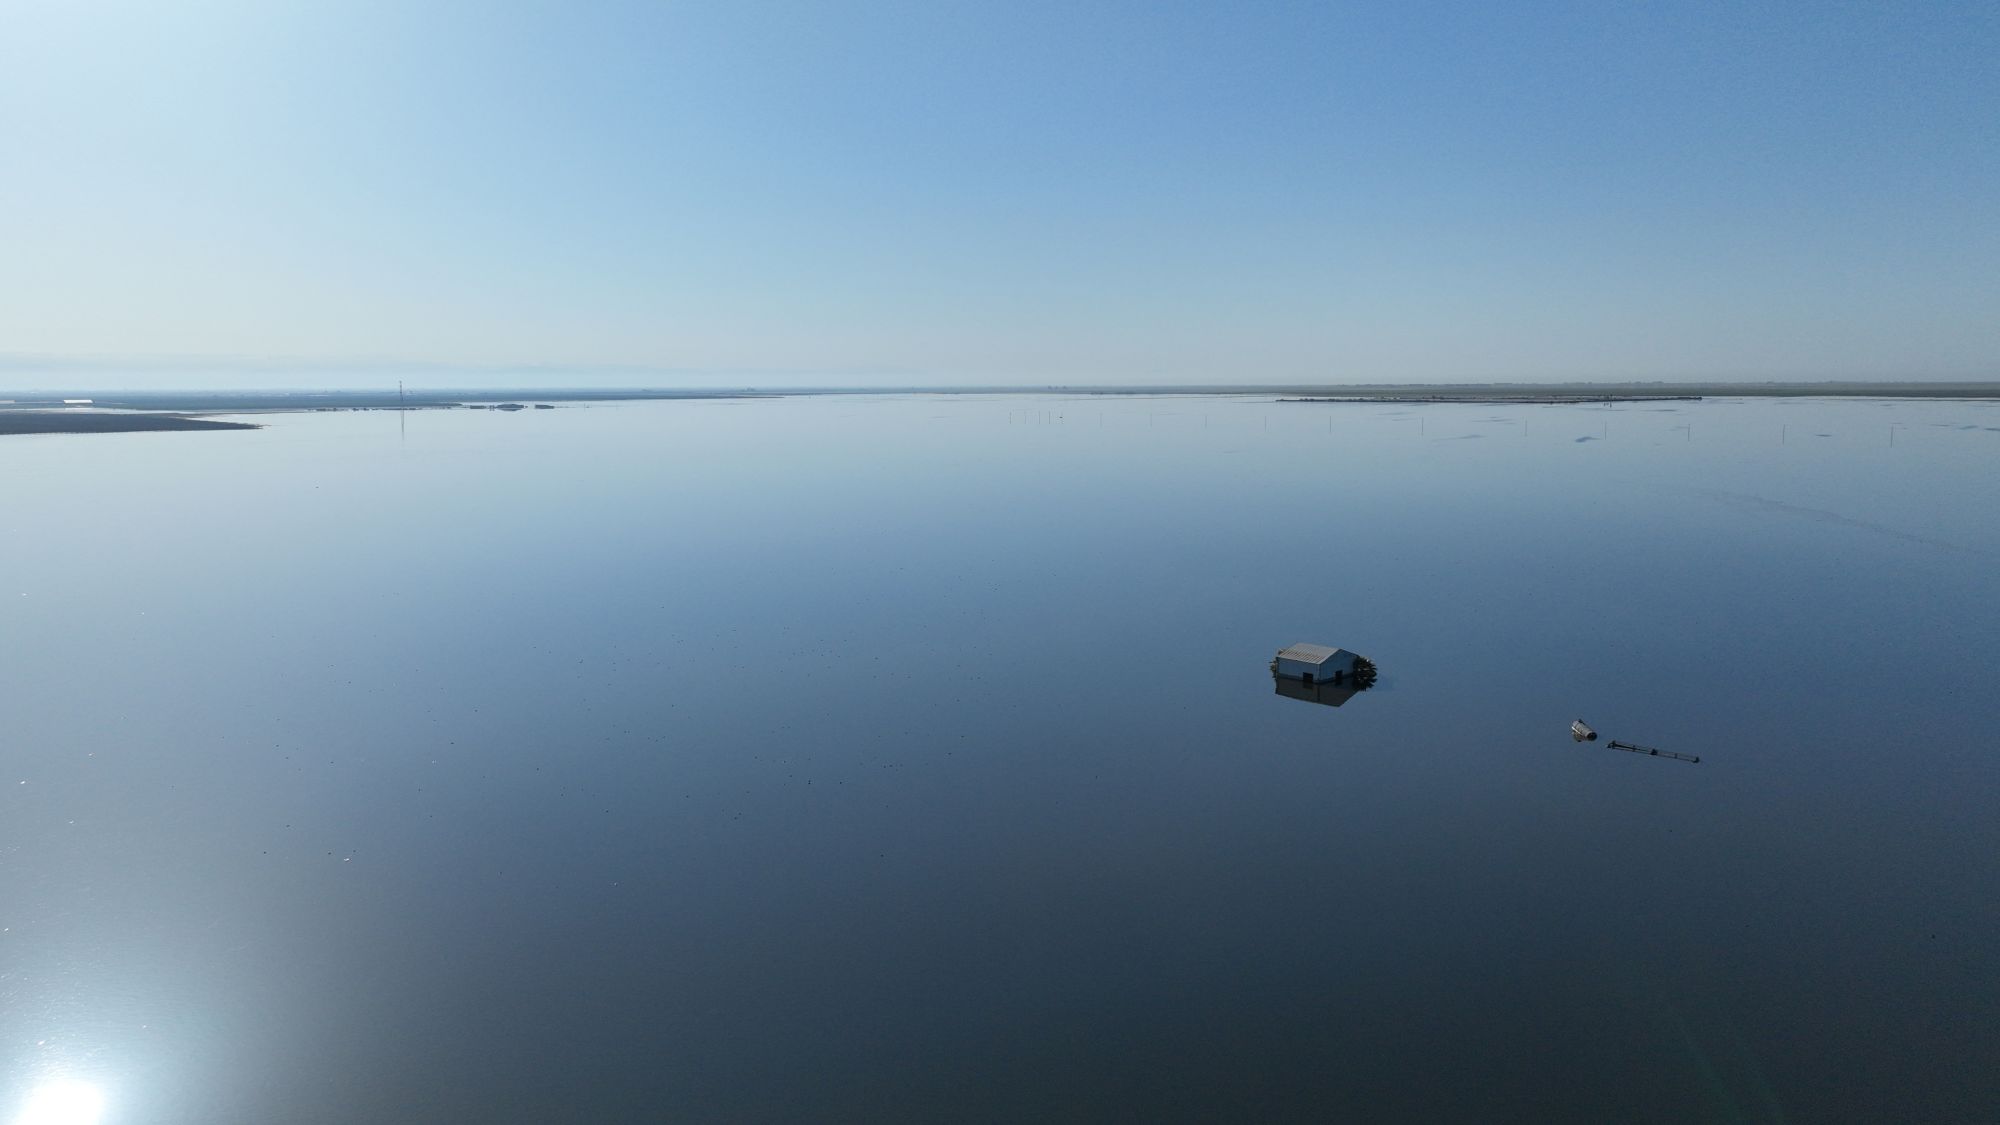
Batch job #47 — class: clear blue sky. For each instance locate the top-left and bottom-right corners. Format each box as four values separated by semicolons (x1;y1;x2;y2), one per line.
2;0;1995;385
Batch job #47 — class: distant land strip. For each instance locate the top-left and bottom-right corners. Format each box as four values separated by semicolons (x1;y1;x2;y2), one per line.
1252;382;2000;401
0;381;1996;423
0;411;261;436
1278;394;1705;404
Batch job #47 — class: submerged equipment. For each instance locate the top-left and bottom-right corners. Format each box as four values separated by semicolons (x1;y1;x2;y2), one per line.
1607;740;1700;765
1568;720;1700;764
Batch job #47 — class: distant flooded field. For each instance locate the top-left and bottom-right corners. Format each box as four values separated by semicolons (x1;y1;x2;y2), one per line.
3;394;1997;1122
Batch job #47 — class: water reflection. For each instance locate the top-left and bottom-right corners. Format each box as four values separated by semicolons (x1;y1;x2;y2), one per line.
1272;673;1361;708
12;1080;105;1125
3;394;1997;1121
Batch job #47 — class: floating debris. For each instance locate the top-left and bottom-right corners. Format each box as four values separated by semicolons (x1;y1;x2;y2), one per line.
1607;740;1700;765
1569;720;1696;762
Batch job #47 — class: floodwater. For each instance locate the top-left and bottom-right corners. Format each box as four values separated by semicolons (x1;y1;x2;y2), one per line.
3;394;1997;1122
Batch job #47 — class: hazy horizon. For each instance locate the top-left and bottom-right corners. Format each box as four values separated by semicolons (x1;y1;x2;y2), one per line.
2;352;1995;395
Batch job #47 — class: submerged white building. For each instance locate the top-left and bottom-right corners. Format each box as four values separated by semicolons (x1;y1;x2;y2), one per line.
1273;643;1359;684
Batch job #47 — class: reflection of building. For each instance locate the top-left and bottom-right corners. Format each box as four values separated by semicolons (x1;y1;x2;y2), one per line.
1274;674;1359;708
1274;643;1358;684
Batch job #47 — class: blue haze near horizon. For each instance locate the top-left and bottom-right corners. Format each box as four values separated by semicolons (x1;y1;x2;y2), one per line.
2;395;1998;1121
3;2;1999;384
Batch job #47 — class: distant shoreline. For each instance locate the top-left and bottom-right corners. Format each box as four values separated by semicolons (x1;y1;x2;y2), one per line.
1276;393;1707;405
4;382;1997;407
1;381;1995;435
1266;382;1999;402
0;412;262;436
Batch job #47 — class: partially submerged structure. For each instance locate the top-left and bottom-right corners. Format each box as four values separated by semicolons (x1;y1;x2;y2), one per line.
1274;676;1360;709
1273;643;1359;685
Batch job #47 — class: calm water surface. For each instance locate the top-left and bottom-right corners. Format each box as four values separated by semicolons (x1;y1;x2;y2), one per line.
3;395;1998;1122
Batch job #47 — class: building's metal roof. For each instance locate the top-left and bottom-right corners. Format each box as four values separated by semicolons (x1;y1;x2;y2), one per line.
1276;643;1349;665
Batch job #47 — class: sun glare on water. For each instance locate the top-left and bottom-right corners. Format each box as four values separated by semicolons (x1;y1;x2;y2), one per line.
13;1081;105;1125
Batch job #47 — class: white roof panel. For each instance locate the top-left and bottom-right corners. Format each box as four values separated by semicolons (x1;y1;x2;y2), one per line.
1276;643;1348;665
